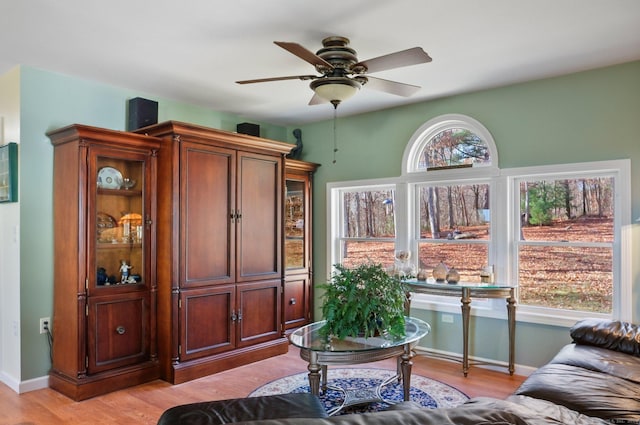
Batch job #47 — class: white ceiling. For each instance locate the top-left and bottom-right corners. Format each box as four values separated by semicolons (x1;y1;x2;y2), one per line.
2;1;639;126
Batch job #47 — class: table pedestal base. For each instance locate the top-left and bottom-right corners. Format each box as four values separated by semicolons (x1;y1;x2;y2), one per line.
325;372;401;415
306;344;414;416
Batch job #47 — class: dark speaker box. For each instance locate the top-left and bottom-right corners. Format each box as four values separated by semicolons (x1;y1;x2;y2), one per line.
237;122;260;137
127;97;158;131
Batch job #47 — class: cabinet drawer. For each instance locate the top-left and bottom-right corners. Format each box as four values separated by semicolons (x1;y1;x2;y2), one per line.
87;293;150;374
283;276;310;329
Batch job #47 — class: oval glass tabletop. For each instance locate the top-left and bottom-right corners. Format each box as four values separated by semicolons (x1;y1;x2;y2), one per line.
289;316;430;352
404;278;514;290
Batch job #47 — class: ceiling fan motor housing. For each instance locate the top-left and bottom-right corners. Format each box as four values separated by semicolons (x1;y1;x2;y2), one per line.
315;36;366;74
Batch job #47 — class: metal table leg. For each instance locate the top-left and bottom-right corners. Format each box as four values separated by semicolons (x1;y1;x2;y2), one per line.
461;287;471;377
307;350;321;396
507;289;516;375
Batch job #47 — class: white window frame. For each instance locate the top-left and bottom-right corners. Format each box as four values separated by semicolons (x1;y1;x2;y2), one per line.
327;178;401;274
408;177;498;313
401;114;503;316
327;114;632;326
504;160;632;326
402;113;499;175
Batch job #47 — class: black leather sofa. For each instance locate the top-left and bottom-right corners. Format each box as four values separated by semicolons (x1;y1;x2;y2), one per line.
158;318;640;425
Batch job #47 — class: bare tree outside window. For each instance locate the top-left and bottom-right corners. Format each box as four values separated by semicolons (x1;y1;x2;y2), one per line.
518;177;614;313
339;188;396;269
417;183;490;282
418;128;490;170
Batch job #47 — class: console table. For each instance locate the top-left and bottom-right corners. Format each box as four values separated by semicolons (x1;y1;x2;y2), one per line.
404;280;516;376
289;316;430;414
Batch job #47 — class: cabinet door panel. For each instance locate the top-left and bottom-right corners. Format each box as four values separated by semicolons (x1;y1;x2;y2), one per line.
87;293;150;374
237;153;281;281
237;280;281;347
181;144;236;287
180;286;236;360
283;276;309;329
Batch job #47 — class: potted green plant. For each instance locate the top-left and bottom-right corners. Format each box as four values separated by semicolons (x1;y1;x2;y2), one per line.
319;262;408;340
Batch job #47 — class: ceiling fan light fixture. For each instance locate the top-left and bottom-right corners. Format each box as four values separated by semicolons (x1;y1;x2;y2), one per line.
310;78;361;104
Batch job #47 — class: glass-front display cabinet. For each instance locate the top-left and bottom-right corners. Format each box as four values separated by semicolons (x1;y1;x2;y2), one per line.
93;152;149;291
48;124;160;400
284;159;319;333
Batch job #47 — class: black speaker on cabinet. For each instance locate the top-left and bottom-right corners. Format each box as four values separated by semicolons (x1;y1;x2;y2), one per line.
127;97;158;131
237;122;260;137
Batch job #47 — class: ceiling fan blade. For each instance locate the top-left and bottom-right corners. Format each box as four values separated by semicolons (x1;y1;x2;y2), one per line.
308;93;328;105
356;47;432;74
236;75;317;84
274;41;334;70
364;76;421;97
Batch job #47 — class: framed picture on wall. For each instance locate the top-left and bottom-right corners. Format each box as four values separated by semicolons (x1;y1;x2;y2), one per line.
0;142;18;203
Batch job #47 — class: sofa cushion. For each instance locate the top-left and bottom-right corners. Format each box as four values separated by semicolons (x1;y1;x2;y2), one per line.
570;318;640;356
550;343;640;383
157;393;328;425
229;397;610;425
230;408;530;425
515;361;640;421
475;396;611;425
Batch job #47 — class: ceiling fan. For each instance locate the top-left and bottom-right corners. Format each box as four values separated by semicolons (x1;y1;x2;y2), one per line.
236;36;432;108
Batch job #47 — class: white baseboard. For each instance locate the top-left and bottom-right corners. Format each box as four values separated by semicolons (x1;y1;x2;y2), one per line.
414;346;537;377
19;375;49;393
0;371;20;393
0;372;49;394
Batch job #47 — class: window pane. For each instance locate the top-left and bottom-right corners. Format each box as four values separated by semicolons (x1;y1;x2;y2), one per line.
340;241;395;269
342;189;395;238
518;246;612;313
418;128;490;170
519;178;614;243
417;242;488;283
419;184;490;240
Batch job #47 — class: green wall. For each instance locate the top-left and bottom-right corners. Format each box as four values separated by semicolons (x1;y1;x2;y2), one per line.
10;61;640;382
294;61;640;368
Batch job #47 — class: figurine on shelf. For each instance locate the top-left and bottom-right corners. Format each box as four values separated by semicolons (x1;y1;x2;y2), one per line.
119;260;132;284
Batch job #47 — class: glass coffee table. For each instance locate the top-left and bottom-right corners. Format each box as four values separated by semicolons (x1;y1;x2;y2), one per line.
289;316;430;414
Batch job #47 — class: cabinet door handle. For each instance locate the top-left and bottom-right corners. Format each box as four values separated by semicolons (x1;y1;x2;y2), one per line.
231;311;237;322
290;298;297;305
116;326;126;335
230;210;242;222
237;310;242;321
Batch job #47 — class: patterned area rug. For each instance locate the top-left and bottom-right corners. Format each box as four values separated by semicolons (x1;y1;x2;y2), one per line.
248;368;469;415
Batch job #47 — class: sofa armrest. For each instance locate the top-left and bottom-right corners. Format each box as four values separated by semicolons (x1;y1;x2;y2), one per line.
570;318;640;356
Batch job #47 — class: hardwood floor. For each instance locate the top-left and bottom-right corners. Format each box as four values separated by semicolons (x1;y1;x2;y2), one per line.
1;347;526;425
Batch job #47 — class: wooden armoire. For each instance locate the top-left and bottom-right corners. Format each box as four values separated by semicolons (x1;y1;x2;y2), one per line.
138;121;292;383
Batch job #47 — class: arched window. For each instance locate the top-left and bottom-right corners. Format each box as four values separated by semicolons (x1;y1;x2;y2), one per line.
328;113;630;328
402;114;498;175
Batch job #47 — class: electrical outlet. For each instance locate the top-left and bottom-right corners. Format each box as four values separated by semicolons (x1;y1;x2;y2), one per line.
39;317;50;334
441;313;454;323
